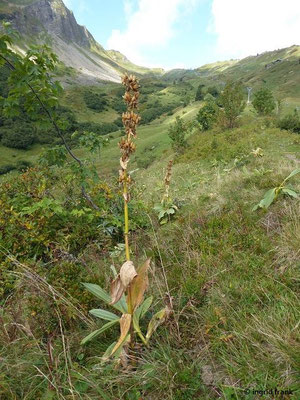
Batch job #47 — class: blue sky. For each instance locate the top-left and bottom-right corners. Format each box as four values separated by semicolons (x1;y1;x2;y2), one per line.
64;0;300;70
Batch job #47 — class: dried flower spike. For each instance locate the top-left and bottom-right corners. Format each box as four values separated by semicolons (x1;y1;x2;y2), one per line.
119;74;141;261
162;160;173;203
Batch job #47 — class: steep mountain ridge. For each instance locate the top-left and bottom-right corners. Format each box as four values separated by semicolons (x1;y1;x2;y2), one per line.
0;0;161;84
0;0;95;47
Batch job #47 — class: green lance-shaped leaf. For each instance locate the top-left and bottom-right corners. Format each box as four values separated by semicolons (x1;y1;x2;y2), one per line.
253;188;276;211
89;309;120;321
283;168;300;182
81;319;119;345
137;296;153;319
282;188;298;198
133;296;153;345
261;188;277;208
145;307;168;344
158;210;166;220
167;207;175;215
102;339;128;362
101;341;117;363
82;283;110;303
153;204;163;213
82;283;127;313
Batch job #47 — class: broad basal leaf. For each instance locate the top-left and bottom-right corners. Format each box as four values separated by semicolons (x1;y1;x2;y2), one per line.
160;217;168;225
82;283;110;304
82;282;127;313
260;188;277;208
89;309;119;321
132;296;153;345
284;168;300;182
158;210;166;220
81;319;119;345
145;307;168;344
253;188;276;211
167;208;175;214
282;188;298;198
101;341;117;362
137;296;153;320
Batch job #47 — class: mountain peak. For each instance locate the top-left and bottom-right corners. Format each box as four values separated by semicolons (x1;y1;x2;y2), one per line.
1;0;94;48
0;0;162;83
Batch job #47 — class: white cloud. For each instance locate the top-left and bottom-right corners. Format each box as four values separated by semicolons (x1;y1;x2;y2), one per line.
107;0;198;67
124;0;134;20
211;0;300;59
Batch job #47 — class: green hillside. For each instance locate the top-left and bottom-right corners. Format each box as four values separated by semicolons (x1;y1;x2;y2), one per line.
1;22;300;399
1;46;299;171
1;102;299;399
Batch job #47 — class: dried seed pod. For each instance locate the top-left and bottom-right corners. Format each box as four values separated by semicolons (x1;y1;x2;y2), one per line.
162;160;173;203
119;72;140;226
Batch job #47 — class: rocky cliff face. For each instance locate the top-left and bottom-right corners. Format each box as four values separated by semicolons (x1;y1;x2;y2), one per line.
4;0;95;48
0;0;161;83
0;0;124;83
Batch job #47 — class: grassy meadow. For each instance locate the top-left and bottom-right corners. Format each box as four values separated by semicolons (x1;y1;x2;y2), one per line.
0;45;300;400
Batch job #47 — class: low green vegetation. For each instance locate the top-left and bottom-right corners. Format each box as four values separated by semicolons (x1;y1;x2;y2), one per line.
278;109;300;133
252;87;276;115
83;90;108;112
253;167;300;210
196;96;219;130
0;26;300;400
168;116;188;153
218;81;246;129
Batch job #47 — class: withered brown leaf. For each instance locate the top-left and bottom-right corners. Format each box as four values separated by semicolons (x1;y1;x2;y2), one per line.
110;275;124;305
120;261;137;288
111;313;132;356
130;258;150;311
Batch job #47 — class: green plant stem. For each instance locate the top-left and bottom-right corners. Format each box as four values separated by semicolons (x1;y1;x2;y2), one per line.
123;169;135;346
123;170;130;262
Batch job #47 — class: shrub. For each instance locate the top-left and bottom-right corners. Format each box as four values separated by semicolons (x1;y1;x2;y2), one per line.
113;116;123;128
0;167;135;301
140;103;178;124
195;84;205;101
83;90;108;112
100;122;119;134
35;126;56;144
135;153;156;169
77;121;119;135
111;97;126;113
253;87;276;115
0;164;16;175
16;160;33;171
277;109;300;133
197;99;219;131
207;86;219;98
1;124;35;149
140;107;162;124
219;81;246;129
168;116;188;153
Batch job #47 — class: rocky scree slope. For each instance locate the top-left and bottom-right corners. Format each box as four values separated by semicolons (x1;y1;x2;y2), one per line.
0;0;159;84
